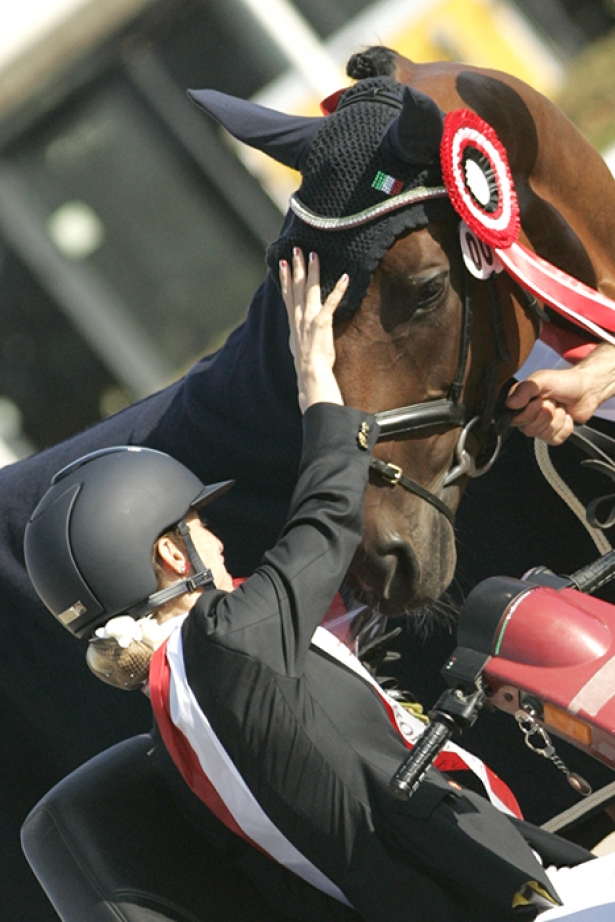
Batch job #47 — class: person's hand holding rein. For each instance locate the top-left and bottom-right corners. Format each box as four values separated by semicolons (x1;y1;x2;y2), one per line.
506;342;615;445
279;249;348;412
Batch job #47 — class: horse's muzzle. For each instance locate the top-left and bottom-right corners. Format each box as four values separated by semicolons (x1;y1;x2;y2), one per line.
350;538;430;616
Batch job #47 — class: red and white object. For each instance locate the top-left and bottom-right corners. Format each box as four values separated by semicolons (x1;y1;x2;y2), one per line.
441;109;615;345
483;583;615;769
441;108;520;249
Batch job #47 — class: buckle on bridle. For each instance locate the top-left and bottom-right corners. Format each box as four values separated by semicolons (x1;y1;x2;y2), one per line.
380;462;403;486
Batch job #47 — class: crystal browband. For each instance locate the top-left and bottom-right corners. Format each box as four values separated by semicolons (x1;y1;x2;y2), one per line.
289;185;449;231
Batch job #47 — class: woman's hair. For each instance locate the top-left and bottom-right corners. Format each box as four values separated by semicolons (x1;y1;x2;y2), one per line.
85;524;189;691
86;633;154;691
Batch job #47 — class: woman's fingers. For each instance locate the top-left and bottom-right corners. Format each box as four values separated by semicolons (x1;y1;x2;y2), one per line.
279;257;290;303
290;248;308;317
280;249;348;335
280;249;349;333
279;248;345;411
322;270;349;319
279;258;296;357
303;251;322;323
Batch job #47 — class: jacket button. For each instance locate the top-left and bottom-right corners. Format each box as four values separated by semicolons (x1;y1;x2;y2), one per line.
357;421;371;450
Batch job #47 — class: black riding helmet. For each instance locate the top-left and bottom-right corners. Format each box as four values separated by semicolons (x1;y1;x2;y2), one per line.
24;446;233;639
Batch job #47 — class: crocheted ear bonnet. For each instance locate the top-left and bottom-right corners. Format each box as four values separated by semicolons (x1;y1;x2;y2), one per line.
189;77;454;319
268;78;454;317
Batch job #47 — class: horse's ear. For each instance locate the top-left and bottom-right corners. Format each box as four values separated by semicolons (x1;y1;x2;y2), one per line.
188;89;324;172
382;86;444;165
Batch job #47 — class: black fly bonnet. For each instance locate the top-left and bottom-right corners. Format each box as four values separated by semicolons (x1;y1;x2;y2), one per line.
188;77;514;519
188;77;454;319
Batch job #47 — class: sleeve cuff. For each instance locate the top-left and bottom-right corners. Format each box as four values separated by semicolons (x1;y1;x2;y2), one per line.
301;404;379;462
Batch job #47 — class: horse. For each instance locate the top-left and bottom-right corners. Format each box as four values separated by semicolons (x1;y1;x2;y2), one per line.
330;47;615;615
181;44;615;619
342;47;615;828
3;45;615;917
186;61;544;618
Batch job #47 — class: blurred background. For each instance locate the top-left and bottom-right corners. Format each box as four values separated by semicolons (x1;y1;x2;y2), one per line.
0;0;614;462
2;2;615;920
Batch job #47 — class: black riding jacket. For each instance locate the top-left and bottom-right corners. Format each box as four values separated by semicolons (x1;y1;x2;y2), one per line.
151;402;565;922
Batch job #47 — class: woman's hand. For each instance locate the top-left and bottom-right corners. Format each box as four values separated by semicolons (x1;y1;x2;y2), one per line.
279;249;348;413
506;343;615;445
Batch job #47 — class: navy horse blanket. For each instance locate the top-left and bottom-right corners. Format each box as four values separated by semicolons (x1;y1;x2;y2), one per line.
0;272;303;919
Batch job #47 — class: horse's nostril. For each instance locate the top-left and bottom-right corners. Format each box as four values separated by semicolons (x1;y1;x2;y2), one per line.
380;540;419;600
350;525;456;616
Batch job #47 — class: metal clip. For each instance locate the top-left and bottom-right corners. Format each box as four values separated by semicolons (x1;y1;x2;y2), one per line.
515;711;555;758
514;709;592;796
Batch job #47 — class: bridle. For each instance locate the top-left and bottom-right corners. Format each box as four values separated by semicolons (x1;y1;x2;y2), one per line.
369;264;512;525
289;189;536;528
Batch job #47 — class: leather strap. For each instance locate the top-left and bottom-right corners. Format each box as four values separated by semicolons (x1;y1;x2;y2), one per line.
570;424;615;468
568;425;615;530
374;400;466;439
370;457;454;524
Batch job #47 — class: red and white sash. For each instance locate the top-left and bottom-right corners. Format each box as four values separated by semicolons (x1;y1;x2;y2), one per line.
149;613;522;906
312;626;521;819
150;623;352;904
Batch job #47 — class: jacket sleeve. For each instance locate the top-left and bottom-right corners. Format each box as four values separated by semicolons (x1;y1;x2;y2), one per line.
187;402;378;675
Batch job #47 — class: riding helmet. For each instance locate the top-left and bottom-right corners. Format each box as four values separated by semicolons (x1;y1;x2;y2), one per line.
24;446;233;639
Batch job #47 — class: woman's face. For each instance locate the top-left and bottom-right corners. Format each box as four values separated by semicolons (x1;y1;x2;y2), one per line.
186;513;234;592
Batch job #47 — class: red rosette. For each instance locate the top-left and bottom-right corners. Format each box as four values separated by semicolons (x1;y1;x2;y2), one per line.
441;108;520;249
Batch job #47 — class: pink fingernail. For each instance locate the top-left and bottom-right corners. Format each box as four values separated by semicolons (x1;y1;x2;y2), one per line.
293;247;301;258
279;259;287;270
309;251;317;263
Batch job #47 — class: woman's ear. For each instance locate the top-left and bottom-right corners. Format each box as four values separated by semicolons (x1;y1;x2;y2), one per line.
155;535;188;576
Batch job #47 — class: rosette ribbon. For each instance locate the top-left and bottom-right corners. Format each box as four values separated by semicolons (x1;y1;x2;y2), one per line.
440;108;615;345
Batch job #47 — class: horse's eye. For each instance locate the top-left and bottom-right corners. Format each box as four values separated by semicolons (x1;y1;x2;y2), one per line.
416;273;447;310
382;271;449;332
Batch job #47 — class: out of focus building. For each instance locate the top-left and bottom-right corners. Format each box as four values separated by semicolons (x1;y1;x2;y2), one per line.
0;0;613;459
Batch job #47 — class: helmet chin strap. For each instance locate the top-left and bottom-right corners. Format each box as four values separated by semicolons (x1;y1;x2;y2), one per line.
128;518;214;619
176;518;210;577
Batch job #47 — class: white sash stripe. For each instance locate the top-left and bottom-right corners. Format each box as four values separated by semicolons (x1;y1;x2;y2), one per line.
164;621;515;910
165;628;352;905
312;627;516;817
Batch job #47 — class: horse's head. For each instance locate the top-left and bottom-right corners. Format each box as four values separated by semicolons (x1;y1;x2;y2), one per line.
336;219;539;614
189;73;540;615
